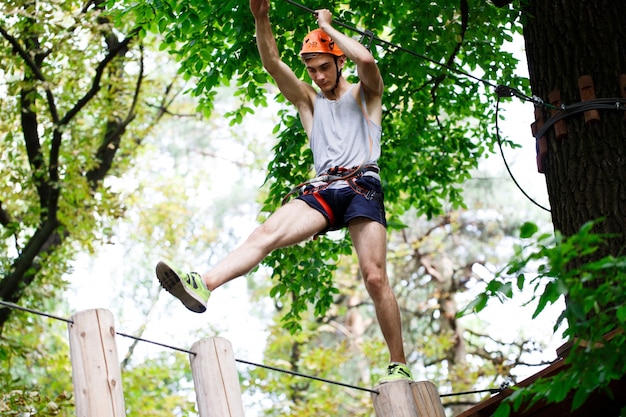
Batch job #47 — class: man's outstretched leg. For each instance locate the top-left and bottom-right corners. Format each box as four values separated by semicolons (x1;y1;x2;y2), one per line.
156;199;328;312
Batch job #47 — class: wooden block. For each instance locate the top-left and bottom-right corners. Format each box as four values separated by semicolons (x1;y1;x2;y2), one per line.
532;106;548;173
578;75;600;123
549;90;568;139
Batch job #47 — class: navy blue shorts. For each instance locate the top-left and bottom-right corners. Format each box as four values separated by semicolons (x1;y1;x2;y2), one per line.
296;176;386;236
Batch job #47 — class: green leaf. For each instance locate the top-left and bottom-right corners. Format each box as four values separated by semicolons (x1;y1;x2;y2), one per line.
465;293;489;314
533;280;565;318
571;387;590;410
493;403;511;417
519;221;538;238
516;273;526;290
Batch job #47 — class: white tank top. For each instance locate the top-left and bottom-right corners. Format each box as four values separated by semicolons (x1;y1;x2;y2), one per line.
309;84;382;182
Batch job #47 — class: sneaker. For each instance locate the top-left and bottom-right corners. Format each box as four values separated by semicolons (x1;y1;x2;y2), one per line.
379;362;413;384
155;261;211;313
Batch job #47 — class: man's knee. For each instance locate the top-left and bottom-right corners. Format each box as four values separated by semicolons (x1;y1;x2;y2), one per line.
363;270;390;295
247;223;281;251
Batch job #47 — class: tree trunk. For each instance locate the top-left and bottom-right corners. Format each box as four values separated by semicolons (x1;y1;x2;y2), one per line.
523;0;626;257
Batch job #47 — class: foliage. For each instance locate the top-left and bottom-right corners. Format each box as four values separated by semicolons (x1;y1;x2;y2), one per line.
0;390;73;416
122;352;197;416
244;319;376;417
0;0;185;329
0;0;214;413
0;308;74;416
465;220;626;416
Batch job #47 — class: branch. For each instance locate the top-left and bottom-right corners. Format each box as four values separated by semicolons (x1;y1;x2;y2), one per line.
0;25;47;82
58;29;138;127
85;41;143;186
121;285;162;370
4;17;53;206
0;217;59;310
464;329;555;369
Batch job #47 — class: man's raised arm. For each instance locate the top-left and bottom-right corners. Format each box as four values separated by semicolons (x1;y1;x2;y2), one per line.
316;9;383;98
250;0;314;108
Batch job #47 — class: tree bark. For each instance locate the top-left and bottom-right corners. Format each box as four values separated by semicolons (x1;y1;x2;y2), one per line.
523;0;626;257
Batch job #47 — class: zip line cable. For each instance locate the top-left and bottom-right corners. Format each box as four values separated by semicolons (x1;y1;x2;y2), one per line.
234;357;379;394
0;298;73;324
0;299;506;399
440;386;507;398
494;95;551;213
283;0;518;92
281;0;557;112
0;299;376;394
283;0;626;214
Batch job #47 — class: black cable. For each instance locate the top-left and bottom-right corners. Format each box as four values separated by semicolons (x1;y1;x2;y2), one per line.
495;96;551;212
2;299;510;399
534;98;626;141
0;299;378;394
116;331;196;355
282;0;499;89
0;299;73;324
440;387;503;397
236;358;379;394
287;0;626;137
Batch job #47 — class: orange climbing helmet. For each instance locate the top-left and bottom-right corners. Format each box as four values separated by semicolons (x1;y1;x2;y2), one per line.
300;28;344;57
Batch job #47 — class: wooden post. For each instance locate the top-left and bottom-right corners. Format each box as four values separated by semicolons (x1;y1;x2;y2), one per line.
373;380;419;416
372;380;445;417
189;337;245;417
411;381;446;417
68;309;126;417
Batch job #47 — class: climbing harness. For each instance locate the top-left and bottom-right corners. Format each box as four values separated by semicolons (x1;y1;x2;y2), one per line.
281;164;379;206
290;165;383;232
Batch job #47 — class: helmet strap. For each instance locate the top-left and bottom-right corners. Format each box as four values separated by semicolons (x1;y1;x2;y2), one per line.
331;56;342;97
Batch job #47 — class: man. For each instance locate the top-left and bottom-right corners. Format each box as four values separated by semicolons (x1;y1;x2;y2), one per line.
156;0;412;383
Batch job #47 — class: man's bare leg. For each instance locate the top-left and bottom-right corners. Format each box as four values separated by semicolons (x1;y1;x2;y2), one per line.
349;218;407;364
202;199;328;290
